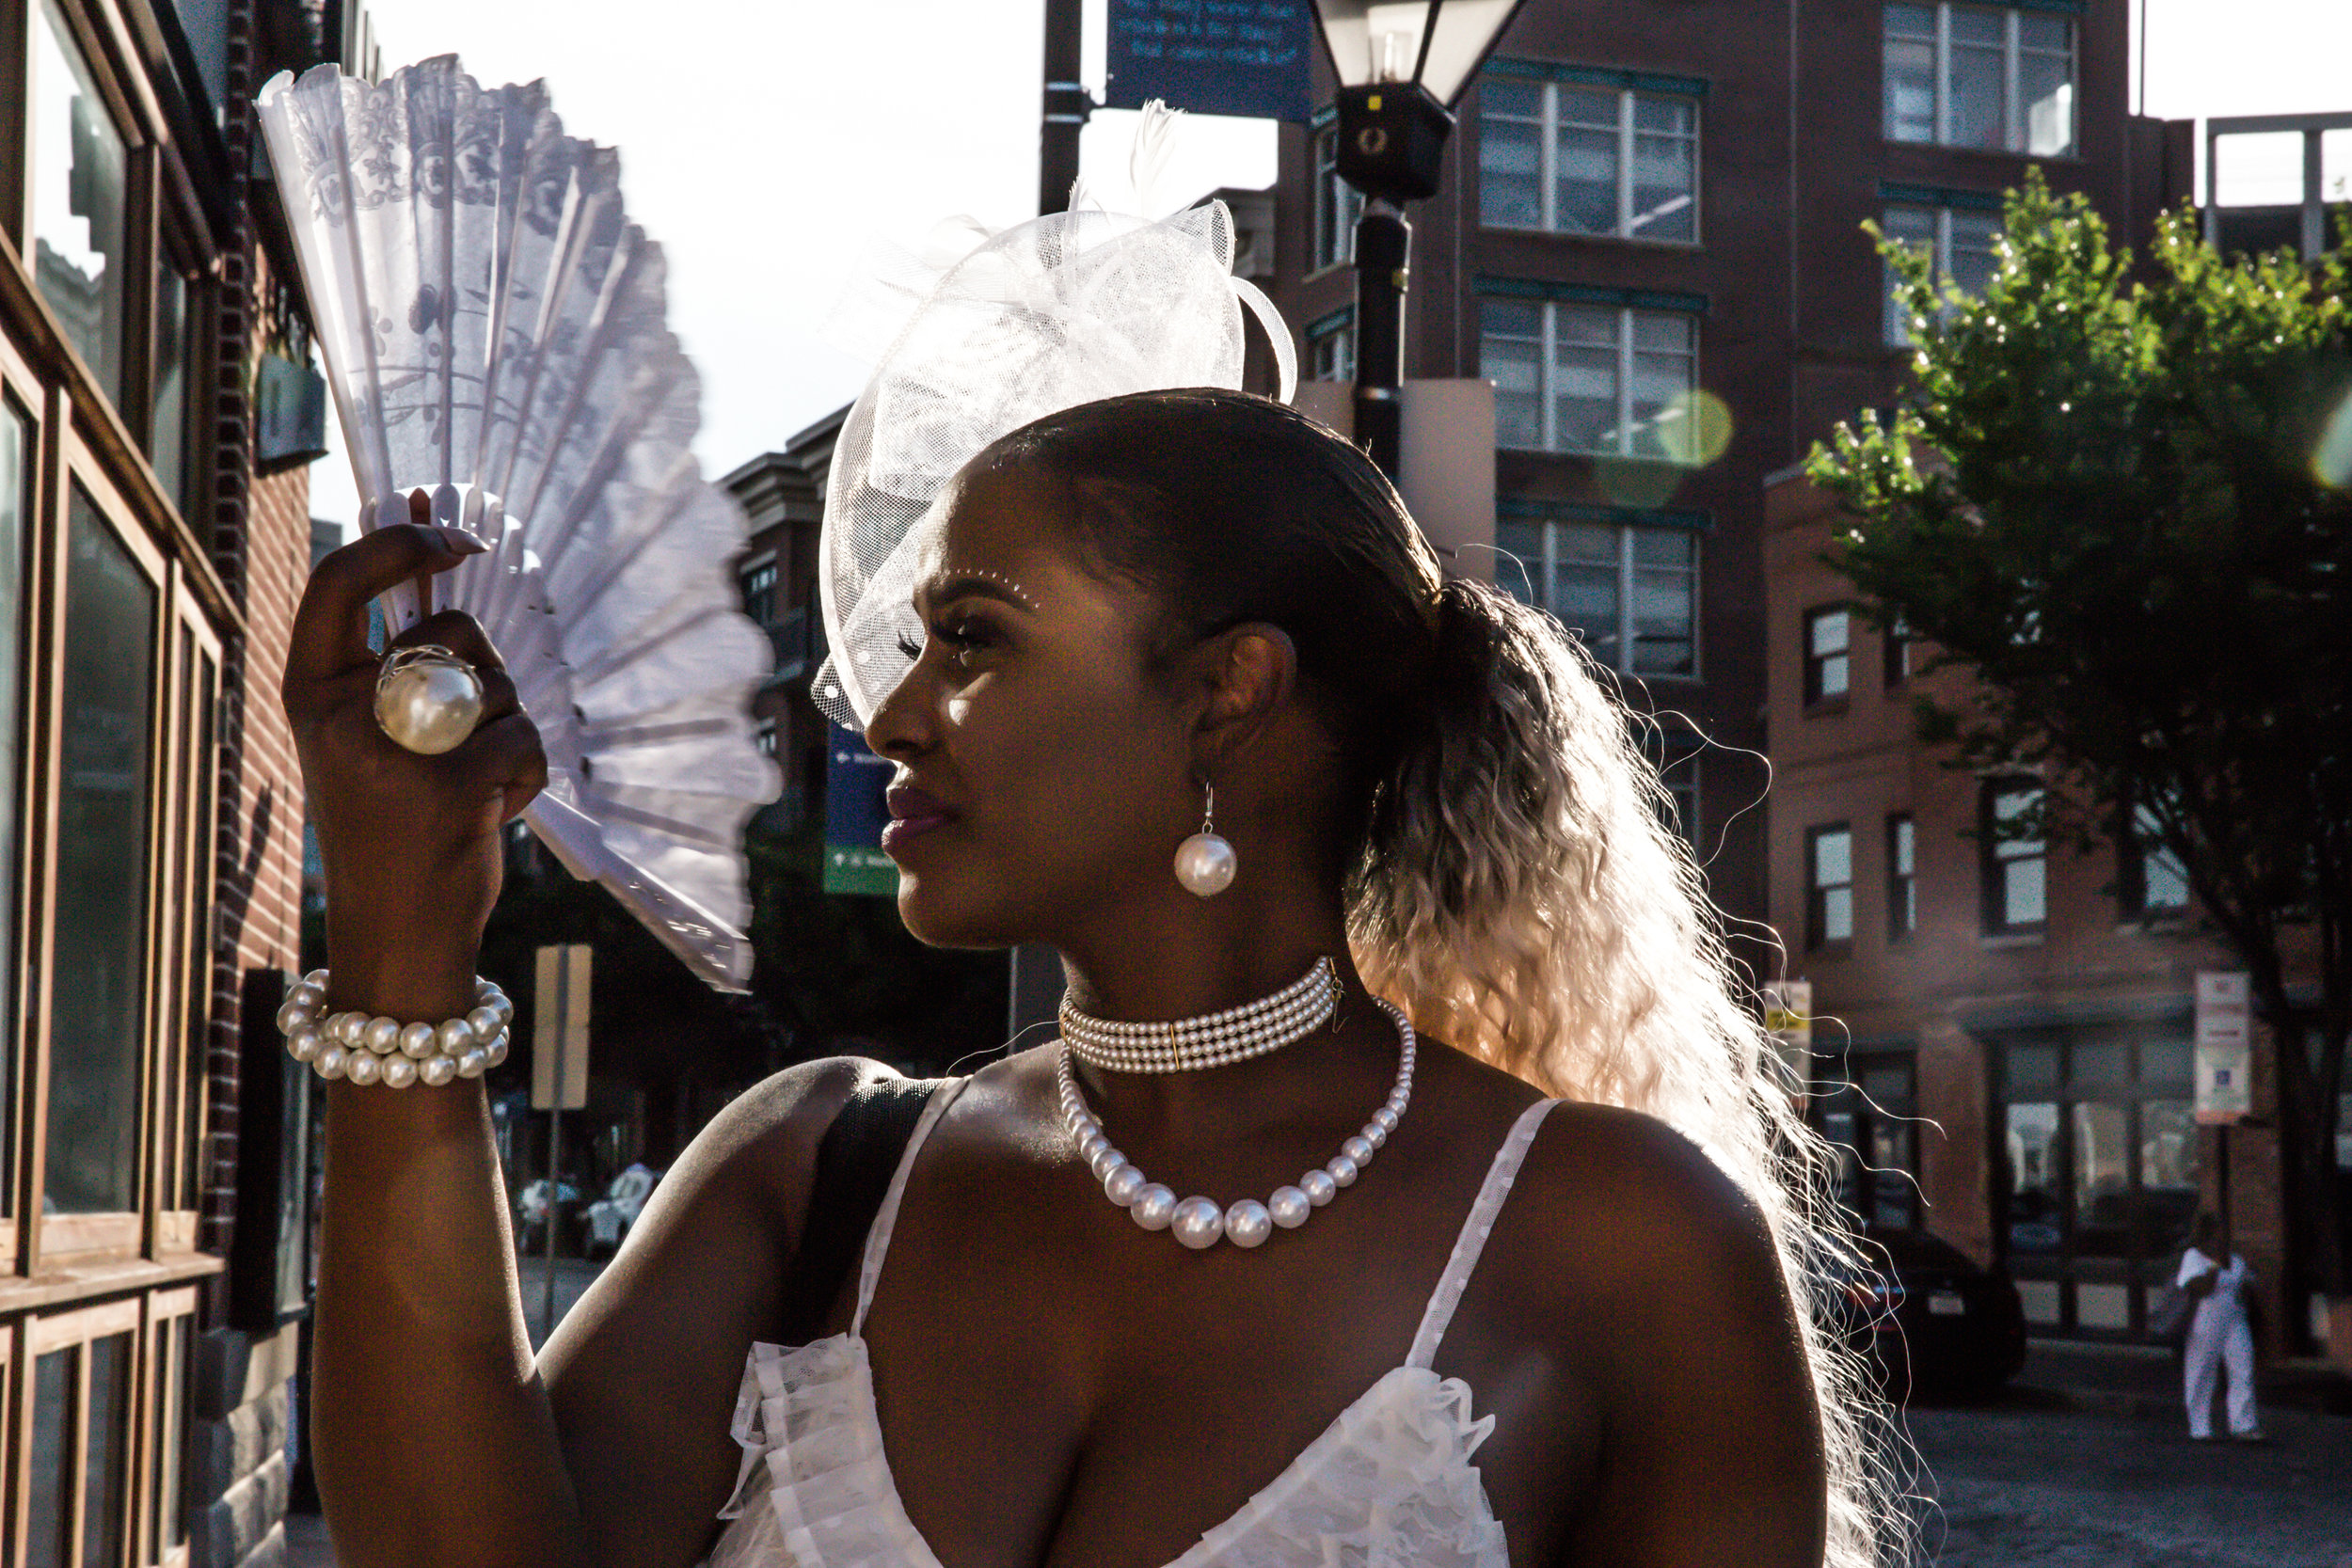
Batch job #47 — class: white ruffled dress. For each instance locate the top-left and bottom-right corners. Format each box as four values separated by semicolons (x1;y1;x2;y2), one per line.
706;1085;1557;1568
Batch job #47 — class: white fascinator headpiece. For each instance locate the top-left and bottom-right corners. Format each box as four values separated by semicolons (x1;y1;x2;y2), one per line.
812;109;1296;729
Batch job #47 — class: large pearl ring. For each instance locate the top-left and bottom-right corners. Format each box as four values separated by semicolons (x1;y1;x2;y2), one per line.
374;644;485;755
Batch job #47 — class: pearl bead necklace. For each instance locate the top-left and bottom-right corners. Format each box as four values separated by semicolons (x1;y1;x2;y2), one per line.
1059;957;1341;1074
277;969;514;1086
1057;998;1415;1251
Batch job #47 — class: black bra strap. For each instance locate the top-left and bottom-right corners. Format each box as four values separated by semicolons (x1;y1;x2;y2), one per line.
777;1075;943;1346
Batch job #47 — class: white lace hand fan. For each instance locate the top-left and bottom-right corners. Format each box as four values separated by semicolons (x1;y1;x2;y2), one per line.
813;109;1297;729
259;55;777;990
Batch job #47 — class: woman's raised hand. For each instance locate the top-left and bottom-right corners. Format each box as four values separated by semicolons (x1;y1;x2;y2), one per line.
284;491;547;1014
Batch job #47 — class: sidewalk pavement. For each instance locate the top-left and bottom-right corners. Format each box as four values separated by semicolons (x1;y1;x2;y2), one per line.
2015;1336;2352;1421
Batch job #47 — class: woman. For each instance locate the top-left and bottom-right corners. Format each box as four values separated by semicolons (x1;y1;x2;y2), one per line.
290;389;1887;1567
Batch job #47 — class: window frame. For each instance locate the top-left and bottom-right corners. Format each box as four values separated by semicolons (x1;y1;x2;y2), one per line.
1309;116;1362;276
24;439;171;1267
1886;812;1917;941
1882;199;2004;346
1477;73;1702;245
0;366;40;1260
1496;514;1702;680
1306;311;1357;385
1806;821;1856;951
1481;297;1700;459
1804;604;1852;707
1979;776;2049;937
738;552;777;626
1882;612;1914;687
2116;797;2192;925
1883;2;2077;157
151;600;220;1253
24;1295;144;1568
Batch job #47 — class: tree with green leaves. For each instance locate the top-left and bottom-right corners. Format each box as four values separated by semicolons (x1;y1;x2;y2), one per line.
1807;170;2352;1305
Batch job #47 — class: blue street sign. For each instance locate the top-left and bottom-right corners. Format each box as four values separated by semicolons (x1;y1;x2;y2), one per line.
1105;0;1313;123
823;726;898;896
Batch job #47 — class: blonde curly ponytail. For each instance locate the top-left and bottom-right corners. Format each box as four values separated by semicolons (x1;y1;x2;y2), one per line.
1351;577;1905;1568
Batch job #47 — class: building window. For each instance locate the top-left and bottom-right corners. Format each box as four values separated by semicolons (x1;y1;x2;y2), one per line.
1981;778;2047;934
48;490;157;1216
1999;1035;2199;1336
1479;74;1699;242
1311;119;1362;273
1883;202;2004;344
1496;516;1697;677
31;0;132;404
1307;312;1356;384
26;1302;155;1568
1883;612;1914;686
1807;823;1855;948
1659;751;1701;848
739;557;777;626
1482;299;1698;458
1883;3;2075;157
0;404;25;1219
1887;812;1917;939
1817;1049;1920;1230
2119;799;2191;920
1804;606;1851;705
151;261;198;515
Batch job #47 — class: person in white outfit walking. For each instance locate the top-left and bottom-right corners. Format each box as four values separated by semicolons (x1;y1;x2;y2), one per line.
2178;1212;2265;1442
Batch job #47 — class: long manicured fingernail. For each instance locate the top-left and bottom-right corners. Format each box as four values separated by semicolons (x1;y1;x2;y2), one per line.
436;527;488;556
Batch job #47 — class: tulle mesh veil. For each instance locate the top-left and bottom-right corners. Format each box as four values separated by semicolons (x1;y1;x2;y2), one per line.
813;197;1295;729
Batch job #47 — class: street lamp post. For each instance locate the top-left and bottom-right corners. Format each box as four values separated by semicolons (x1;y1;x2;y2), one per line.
1311;0;1529;476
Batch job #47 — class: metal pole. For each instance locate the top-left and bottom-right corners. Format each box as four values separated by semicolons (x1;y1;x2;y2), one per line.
1040;0;1085;216
2217;1121;2233;1262
540;1106;562;1342
1352;202;1411;478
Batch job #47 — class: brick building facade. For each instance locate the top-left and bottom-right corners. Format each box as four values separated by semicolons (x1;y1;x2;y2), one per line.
0;1;366;1561
1763;472;2328;1352
1260;0;2181;970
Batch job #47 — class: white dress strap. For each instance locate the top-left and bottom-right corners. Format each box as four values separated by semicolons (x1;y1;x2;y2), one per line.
850;1075;971;1336
1406;1098;1560;1370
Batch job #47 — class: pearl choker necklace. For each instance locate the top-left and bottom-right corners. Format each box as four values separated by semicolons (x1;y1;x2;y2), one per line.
1059;957;1342;1074
1057;998;1416;1251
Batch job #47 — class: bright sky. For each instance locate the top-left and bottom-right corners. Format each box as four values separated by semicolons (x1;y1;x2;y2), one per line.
308;0;2352;533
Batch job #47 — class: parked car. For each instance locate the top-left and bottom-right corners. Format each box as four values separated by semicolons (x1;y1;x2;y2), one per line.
583;1164;660;1259
1839;1226;2027;1401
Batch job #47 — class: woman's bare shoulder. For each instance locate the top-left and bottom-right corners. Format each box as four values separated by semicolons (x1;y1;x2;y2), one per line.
1511;1100;1782;1295
662;1053;901;1212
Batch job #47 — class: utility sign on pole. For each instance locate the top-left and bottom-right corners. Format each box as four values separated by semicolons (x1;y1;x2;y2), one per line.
2194;970;2252;1125
1104;0;1313;122
1762;979;1813;1110
533;943;592;1112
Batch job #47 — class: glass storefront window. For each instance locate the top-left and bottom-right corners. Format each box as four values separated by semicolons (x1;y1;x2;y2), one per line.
31;0;130;404
2073;1101;2131;1257
27;1347;72;1568
153;267;193;514
82;1332;132;1566
2006;1101;2060;1254
46;490;156;1214
0;403;28;1219
2139;1099;2200;1255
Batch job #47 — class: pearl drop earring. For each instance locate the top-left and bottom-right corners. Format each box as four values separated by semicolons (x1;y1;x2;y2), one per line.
1173;780;1238;897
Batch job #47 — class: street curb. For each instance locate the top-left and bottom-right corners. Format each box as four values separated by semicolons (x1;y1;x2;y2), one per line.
2017;1381;2352;1420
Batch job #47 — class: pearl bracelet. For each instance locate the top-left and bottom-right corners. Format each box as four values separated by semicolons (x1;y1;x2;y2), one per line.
277;969;513;1086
